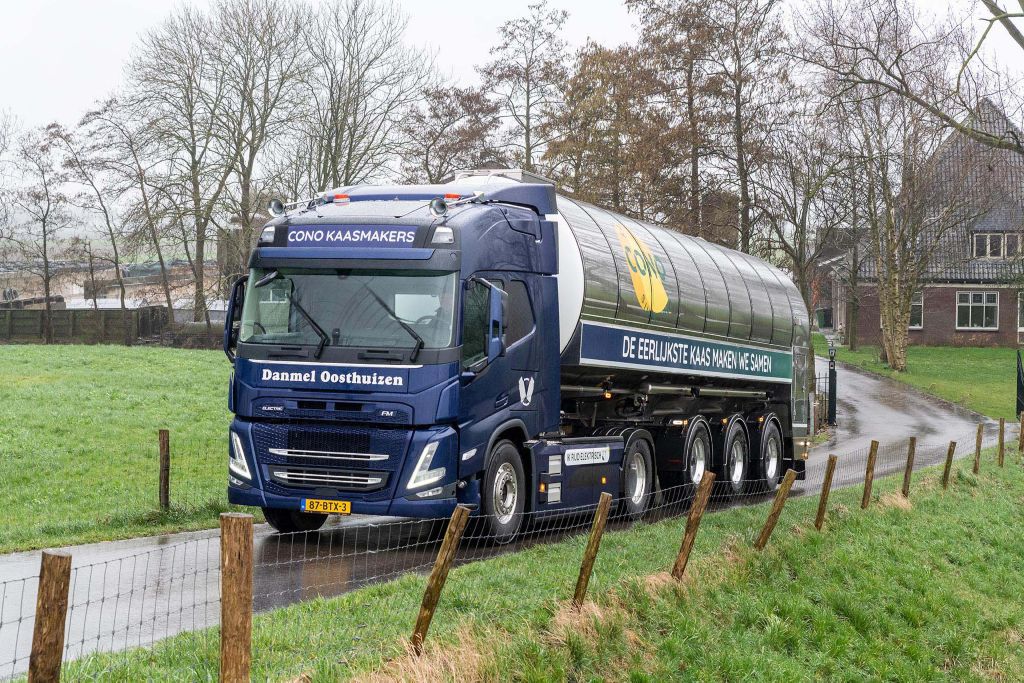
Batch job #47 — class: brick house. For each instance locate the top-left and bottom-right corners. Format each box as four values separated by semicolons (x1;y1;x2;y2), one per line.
832;101;1024;348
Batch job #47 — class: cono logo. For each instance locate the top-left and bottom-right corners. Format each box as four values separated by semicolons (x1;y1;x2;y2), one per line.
613;224;668;313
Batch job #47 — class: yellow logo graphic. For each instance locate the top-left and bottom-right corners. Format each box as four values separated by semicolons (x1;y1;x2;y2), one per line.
614;224;668;313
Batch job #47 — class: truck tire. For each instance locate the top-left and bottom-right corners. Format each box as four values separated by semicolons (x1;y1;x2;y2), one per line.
684;421;711;492
262;507;328;534
754;421;783;493
621;438;654;520
481;440;526;544
718;419;749;499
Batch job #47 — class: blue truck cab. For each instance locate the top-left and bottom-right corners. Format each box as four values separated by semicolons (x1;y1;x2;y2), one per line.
225;179;574;540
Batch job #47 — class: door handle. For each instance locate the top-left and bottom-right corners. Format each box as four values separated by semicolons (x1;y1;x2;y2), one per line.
495;393;509;409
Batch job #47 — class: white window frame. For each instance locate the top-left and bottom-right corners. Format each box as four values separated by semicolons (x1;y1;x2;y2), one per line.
956;290;999;331
1018;292;1024;333
972;232;1024;259
908;291;923;330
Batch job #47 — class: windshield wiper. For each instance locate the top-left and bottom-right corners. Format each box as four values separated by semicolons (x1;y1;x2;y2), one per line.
287;293;330;359
364;288;425;361
254;270;329;359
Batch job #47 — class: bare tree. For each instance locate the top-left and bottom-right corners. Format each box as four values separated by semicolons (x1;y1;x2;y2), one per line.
128;5;241;324
806;0;996;370
400;86;503;184
479;0;569;173
50;122;135;342
82;98;177;319
805;0;1024;157
10;128;72;344
290;0;432;194
708;0;791;254
217;0;309;288
543;42;678;221
758;110;848;315
628;0;724;235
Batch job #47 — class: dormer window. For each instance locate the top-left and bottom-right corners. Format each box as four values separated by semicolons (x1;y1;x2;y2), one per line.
973;232;1020;258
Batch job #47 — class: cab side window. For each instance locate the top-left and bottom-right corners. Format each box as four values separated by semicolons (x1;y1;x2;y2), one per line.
504;279;534;346
462;281;489;368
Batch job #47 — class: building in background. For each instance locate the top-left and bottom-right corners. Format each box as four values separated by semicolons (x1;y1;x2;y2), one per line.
831;101;1024;347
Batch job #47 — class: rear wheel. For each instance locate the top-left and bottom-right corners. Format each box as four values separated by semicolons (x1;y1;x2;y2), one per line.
717;419;749;499
481;440;526;544
755;421;783;493
262;507;328;534
621;438;654;520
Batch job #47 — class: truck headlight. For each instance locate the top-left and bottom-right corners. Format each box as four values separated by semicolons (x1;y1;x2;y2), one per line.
407;441;445;490
229;431;252;480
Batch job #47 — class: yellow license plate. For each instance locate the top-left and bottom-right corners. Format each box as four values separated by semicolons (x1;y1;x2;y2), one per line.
302;499;351;514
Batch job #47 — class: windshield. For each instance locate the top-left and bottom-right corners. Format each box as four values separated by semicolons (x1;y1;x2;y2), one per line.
239;268;458;351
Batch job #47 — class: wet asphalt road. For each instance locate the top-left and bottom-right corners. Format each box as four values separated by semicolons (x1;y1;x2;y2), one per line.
0;358;1005;677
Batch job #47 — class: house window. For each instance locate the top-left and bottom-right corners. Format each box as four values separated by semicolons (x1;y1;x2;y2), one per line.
973;232;1022;258
956;291;999;330
909;291;923;329
1018;292;1024;332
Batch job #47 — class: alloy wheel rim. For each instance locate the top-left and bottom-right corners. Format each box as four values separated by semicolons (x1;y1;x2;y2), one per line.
493;462;517;524
689;438;707;485
731;440;745;484
766;437;779;480
629;451;647;504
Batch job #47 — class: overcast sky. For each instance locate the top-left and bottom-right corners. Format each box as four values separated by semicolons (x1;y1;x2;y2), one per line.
0;0;1018;130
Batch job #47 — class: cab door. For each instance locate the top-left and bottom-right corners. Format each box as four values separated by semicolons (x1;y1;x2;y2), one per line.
457;276;512;476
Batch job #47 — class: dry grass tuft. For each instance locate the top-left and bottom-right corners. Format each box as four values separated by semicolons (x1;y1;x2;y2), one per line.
354;627;488;683
546;600;612;645
643;571;679;596
969;657;1006;681
879;492;912;511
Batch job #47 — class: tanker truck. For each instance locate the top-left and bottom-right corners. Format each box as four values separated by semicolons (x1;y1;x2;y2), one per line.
223;169;811;540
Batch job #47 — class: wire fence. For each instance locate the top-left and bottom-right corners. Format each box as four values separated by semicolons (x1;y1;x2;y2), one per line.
0;419;1014;680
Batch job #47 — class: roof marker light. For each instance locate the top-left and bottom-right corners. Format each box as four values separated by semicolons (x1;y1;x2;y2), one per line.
333;193;350;205
432;227;454;244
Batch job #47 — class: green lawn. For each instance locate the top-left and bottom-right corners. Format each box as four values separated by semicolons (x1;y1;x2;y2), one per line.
64;451;1024;681
813;333;1016;419
0;344;237;553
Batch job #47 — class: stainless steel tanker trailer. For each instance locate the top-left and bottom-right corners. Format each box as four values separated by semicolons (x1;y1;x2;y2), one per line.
224;168;812;539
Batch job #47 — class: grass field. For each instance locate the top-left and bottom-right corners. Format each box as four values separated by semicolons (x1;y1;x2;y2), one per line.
0;345;235;553
813;333;1016;419
63;450;1024;681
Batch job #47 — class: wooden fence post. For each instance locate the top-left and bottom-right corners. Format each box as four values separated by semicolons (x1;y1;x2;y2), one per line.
220;513;253;683
158;429;170;512
861;440;879;510
998;417;1006;467
28;551;72;683
942;441;957;489
670;471;716;581
974;423;983;475
412;505;471;655
901;437;917;498
754;469;797;550
815;455;838;531
1018;413;1024;454
572;492;613;608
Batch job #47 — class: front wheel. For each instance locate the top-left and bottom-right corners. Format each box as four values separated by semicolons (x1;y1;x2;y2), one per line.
621;438;654;520
481;440;526;544
262;507;328;534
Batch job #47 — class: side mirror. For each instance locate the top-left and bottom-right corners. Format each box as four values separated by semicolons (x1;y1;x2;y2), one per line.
223;275;248;361
487;283;508;364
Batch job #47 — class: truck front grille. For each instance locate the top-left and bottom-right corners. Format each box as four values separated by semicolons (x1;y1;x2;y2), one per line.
268;467;387;492
252;422;411;499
